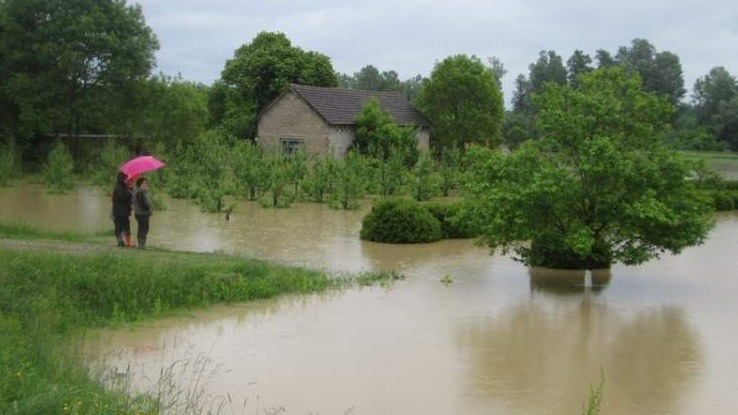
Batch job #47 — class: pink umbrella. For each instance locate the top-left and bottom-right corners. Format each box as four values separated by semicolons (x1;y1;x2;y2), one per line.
120;155;166;179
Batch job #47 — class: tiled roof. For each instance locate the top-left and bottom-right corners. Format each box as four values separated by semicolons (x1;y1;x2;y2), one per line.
289;84;431;127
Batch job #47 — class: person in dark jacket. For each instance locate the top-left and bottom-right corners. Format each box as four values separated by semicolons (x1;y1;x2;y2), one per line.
111;171;133;247
132;177;153;249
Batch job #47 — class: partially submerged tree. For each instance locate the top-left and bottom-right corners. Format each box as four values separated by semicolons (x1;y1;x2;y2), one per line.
463;67;715;269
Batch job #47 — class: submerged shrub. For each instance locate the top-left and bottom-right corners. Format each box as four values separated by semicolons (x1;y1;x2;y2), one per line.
43;141;75;193
0;143;19;186
360;198;442;243
424;201;477;239
711;191;735;211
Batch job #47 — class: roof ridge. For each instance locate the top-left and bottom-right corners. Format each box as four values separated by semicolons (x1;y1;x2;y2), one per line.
286;84;430;127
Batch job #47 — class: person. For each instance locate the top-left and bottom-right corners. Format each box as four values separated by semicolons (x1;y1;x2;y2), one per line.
111;171;134;247
132;177;153;249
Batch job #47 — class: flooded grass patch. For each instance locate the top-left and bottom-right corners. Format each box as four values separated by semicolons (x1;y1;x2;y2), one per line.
0;244;400;414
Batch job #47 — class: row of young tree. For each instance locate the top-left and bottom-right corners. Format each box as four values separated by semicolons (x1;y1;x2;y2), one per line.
33;94;464;212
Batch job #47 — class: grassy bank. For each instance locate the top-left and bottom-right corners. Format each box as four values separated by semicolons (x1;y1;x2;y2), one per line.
682;150;738;176
0;226;400;414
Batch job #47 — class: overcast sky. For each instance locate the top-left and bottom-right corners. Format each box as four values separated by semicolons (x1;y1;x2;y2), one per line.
133;0;738;106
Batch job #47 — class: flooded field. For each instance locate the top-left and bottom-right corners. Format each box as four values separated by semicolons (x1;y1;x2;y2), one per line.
2;184;737;414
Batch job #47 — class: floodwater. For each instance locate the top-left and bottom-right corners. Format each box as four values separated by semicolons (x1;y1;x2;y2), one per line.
2;184;738;414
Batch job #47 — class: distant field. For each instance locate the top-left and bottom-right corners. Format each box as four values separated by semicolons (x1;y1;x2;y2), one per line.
682;151;738;179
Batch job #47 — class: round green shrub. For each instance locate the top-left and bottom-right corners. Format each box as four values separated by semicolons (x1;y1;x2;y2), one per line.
712;191;735;211
360;198;442;243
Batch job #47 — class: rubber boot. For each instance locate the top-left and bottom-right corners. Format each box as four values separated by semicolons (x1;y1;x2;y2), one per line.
124;233;134;247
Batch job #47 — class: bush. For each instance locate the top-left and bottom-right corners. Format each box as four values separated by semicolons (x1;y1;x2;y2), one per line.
722;180;738;191
43;141;75;193
0;142;19;186
712;191;735;211
360;198;442;243
424;201;477;239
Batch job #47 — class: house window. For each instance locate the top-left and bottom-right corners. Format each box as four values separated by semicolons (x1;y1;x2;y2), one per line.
280;138;305;155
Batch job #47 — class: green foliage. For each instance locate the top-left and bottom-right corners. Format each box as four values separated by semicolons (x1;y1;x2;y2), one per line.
368;153;411;197
340;65;402;92
330;150;368;210
129;75;210;153
411;151;437;201
166;130;232;212
424;201;477;239
416;54;504;151
43;140;75;193
217;31;338;138
711;191;735;211
436;147;463;196
302;155;339;203
230;139;269;201
581;374;605;415
615;38;686;105
0;0;158;150
360;198;442;243
87;139;132;188
463;67;715;268
351;97;419;166
0;142;19;186
260;152;300;208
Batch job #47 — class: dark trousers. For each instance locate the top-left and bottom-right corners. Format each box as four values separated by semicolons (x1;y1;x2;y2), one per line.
135;214;150;241
113;215;130;243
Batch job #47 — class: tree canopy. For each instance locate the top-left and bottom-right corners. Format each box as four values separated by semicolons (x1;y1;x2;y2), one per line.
0;0;158;147
464;67;714;269
350;98;418;166
216;31;338;139
416;54;504;151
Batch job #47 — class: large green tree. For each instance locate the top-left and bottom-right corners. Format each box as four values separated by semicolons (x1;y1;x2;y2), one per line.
691;66;738;149
464;67;714;269
0;0;158;150
416;54;504;151
615;38;686;105
217;32;338;139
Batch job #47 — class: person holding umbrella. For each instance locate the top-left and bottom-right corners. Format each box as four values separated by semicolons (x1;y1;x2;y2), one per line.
111;171;134;247
116;155;166;248
132;177;153;249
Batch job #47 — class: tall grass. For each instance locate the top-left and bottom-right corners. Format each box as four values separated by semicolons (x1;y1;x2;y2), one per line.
0;222;93;241
581;374;605;415
0;246;398;414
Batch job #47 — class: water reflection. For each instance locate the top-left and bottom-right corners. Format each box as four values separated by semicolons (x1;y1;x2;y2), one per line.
529;268;612;296
458;300;700;415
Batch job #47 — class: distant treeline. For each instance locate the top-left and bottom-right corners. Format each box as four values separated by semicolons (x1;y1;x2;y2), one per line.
1;0;736;168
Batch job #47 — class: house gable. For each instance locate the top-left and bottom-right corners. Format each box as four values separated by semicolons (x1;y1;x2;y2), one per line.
256;84;431;157
256;90;331;154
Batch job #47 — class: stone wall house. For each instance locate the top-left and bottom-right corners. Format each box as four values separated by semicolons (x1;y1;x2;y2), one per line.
256;84;431;156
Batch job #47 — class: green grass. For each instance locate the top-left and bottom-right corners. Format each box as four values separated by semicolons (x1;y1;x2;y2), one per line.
0;238;400;414
681;150;738;174
0;221;96;241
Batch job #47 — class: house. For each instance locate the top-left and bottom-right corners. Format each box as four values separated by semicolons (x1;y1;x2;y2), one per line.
256;84;431;156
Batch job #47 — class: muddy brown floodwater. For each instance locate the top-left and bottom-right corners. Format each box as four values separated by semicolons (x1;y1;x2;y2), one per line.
2;184;738;414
